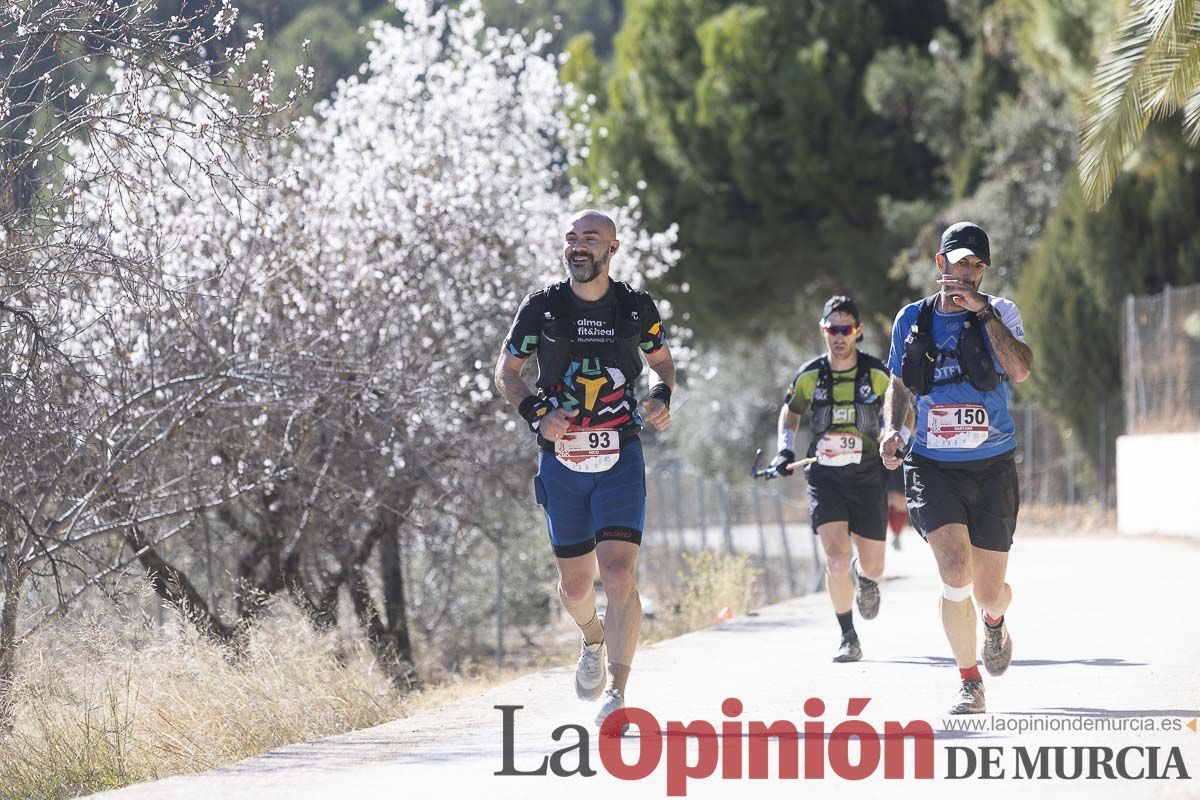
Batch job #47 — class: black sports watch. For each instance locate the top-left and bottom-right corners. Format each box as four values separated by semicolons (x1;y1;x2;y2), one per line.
975;303;998;324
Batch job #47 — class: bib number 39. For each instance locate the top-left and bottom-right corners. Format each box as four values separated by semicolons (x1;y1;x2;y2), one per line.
927;404;990;449
816;432;863;467
555;430;621;473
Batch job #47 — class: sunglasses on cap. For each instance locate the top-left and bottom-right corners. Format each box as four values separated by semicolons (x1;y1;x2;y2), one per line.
821;323;862;337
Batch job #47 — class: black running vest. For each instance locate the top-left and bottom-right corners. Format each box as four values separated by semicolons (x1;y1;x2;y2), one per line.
534;281;644;391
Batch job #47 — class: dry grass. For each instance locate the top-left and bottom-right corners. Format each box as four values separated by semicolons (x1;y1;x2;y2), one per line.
644;550;760;641
0;600;416;800
1018;503;1118;537
0;552;760;800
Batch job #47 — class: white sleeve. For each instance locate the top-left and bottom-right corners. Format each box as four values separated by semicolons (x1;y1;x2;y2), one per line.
991;297;1026;343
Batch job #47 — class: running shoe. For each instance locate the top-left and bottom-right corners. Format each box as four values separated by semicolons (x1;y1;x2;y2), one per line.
574;640;606;701
851;556;880;620
595;688;627;733
981;617;1013;676
948;679;986;714
832;630;862;663
891;533;902;551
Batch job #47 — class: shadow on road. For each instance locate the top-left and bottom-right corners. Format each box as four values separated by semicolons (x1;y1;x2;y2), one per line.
1006;707;1199;718
871;656;1147;668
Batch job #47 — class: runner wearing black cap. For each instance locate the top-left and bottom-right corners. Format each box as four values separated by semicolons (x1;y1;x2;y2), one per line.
771;295;892;662
880;221;1033;714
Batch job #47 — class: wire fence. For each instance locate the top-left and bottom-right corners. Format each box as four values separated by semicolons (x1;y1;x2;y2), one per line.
640;459;822;605
639;397;1121;605
1010;399;1119;510
1124;283;1200;434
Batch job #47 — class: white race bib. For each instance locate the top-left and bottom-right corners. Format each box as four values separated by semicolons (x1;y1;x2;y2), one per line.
927;404;990;449
554;429;621;473
816;432;863;467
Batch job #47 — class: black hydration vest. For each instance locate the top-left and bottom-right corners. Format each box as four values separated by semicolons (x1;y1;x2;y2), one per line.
809;355;883;438
900;294;1002;396
534;280;644;391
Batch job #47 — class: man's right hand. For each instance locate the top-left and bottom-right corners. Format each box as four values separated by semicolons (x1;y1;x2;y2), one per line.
769;449;796;477
539;408;579;441
879;430;905;470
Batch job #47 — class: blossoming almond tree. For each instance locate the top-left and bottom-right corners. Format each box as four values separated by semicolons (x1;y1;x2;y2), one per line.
42;0;679;681
0;0;307;727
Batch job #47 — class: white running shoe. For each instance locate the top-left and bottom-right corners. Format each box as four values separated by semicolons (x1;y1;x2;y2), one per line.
595;687;627;732
574;641;606;701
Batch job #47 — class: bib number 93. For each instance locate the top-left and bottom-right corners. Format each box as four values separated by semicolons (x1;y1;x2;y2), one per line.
587;431;613;449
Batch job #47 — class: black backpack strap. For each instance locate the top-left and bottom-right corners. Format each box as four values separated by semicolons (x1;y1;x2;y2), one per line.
611;280;644;325
544;281;569;319
535;281;572;390
809;355;834;435
916;294;938;335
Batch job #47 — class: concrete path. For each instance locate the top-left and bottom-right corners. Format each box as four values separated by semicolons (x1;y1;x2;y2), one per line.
88;533;1200;800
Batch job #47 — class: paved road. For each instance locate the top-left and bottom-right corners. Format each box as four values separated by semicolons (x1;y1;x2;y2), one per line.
89;534;1200;799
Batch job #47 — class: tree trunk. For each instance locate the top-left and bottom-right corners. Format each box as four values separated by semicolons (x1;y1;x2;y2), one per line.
0;519;24;732
126;527;236;645
378;517;414;668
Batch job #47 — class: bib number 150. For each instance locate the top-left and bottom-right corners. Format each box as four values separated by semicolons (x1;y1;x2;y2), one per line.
952;407;987;426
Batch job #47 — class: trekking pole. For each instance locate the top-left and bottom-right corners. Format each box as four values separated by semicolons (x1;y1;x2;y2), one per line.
750;448;815;481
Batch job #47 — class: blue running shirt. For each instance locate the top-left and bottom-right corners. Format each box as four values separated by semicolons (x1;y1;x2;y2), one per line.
887;296;1025;462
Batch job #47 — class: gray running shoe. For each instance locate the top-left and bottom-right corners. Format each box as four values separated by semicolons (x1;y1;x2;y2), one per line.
851;557;880;620
891;533;902;551
574;641;606;701
948;679;986;714
982;618;1013;676
595;688;627;733
832;631;862;663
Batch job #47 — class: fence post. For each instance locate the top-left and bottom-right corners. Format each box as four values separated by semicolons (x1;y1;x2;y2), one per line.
697;476;709;550
751;481;775;604
1125;294;1136;433
652;470;671;553
1163;284;1172;414
671;461;686;550
496;532;504;666
1040;416;1050;505
773;490;797;597
810;517;825;593
1066;429;1075;506
1099;398;1109;509
1023;405;1034;507
717;481;734;554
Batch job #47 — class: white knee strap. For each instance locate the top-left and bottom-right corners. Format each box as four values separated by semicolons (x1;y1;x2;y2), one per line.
941;581;973;602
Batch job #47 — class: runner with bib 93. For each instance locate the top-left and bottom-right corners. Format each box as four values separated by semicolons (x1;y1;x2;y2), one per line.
879;221;1034;714
771;295;891;663
494;210;674;730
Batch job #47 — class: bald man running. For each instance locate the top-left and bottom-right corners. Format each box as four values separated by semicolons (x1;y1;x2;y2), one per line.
494;210;675;729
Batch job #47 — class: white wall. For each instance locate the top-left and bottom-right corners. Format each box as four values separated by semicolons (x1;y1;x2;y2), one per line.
1117;432;1200;538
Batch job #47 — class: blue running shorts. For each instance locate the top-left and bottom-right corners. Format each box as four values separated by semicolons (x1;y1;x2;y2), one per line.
534;439;646;558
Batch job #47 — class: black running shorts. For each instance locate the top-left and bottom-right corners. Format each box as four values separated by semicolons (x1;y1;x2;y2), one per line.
885;463;904;494
806;467;888;541
903;451;1019;552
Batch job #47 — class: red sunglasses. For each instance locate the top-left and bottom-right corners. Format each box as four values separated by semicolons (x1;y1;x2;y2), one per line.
821;323;861;337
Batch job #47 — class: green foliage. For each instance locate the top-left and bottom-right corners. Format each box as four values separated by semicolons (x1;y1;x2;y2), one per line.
579;0;949;340
1079;0;1200;208
481;0;623;55
265;6;369;110
1018;129;1200;463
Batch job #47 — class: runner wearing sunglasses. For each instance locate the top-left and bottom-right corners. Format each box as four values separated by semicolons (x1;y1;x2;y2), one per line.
770;295;891;662
879;221;1034;714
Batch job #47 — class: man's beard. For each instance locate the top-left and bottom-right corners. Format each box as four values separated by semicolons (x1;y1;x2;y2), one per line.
565;252;607;283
